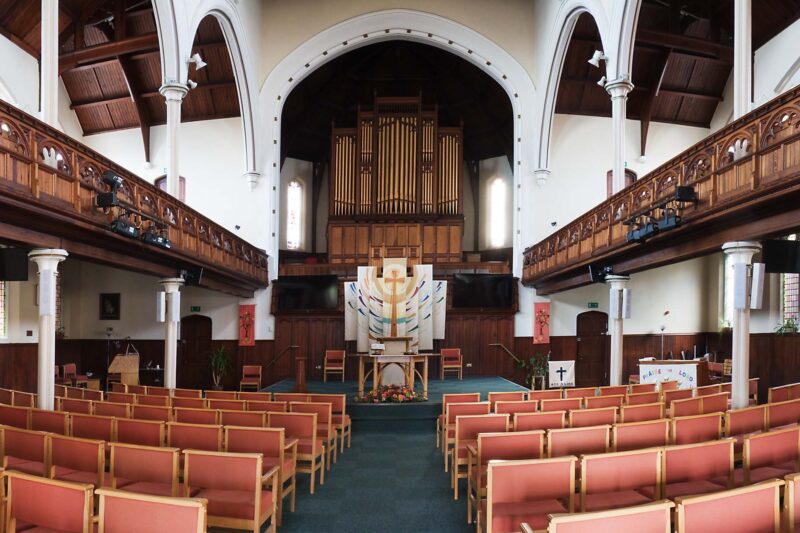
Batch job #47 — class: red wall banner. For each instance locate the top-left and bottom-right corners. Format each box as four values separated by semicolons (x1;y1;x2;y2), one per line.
533;302;550;345
238;304;256;346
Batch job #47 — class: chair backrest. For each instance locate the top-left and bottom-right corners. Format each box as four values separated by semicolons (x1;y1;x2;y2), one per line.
55;384;68;398
748;378;758;398
0;403;31;428
671;413;723;445
768;399;800;429
662;438;734;486
132;405;172;422
115;418;165;447
585;395;624;409
541;398;582;412
290;401;332;424
477;430;545;464
626;391;661;405
109;383;127;393
167;422;223;453
768;382;800;403
699;392;729;414
547;500;674;533
581;448;661;503
59;397;93;415
488;391;527;408
547;426;610;458
31;408;70;435
204;390;237;400
674;479;783;533
308;394;346;416
628;383;658;394
613;419;670;452
324;350;345;363
172;397;208;409
725;405;767;438
220;409;266;428
670;397;702;417
146;387;171;397
4;426;50;475
0;387;14;405
127;385;147;395
620;402;665;423
528;389;563;401
659;380;679;392
568;407;617;428
598;385;629;397
4;470;93;533
184;450;262;500
273;392;311;403
695;384;722;397
82;389;103;401
441;393;482;416
785;473;800;532
268;411;317;440
239;391;273;402
174;407;219;425
514;411;566;432
93;401;131;419
744;426;800;483
12;391;36;408
564;387;596;399
246;400;287;413
242;365;262;378
207;399;246;411
494;400;539;415
136;394;170;407
66;386;84;399
110;442;179;494
440;348;461;363
225;426;284;460
71;413;115;442
663;388;693;404
63;363;78;379
173;388;203;399
106;392;135;405
96;488;207;533
445;401;491;425
50;434;105;486
454;414;509;446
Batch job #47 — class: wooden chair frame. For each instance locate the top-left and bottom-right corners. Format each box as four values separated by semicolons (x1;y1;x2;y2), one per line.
743;426;800;485
437;393;481;448
268;412;325;495
545;500;674;533
785;473;800;532
579;448;662;512
322;350;345;383
95;488;207;533
670;413;723;445
2;470;93;533
612;419;670;452
440;348;463;380
450;414;509;500
240;365;263;392
109;442;180;497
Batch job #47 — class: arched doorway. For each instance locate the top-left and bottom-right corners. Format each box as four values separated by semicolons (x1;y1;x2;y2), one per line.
179;314;212;389
576;310;608;387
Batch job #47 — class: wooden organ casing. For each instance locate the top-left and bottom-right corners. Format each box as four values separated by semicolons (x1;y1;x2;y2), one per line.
328;97;463;265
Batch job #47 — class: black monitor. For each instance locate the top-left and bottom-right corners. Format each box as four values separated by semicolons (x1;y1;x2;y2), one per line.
275;275;339;311
0;248;29;281
763;240;800;274
451;274;514;309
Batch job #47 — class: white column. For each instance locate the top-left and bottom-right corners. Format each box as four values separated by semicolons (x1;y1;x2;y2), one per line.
28;248;68;410
722;241;761;409
606;275;630;386
159;84;189;198
40;0;59;127
605;80;634;194
160;277;184;389
733;0;752;118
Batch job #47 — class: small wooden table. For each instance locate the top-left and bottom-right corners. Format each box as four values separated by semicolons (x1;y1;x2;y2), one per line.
351;353;440;400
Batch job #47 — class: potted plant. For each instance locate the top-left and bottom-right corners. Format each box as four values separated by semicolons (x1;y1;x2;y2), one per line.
209;346;231;390
776;318;798;335
516;351;549;389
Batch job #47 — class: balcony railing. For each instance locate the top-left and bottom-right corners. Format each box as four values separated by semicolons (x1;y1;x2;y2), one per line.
523;85;800;291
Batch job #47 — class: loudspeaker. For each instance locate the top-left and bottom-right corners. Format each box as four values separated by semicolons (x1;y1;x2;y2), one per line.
733;263;749;310
675;186;697;202
168;292;181;322
156;291;166;323
750;262;765;310
622;288;632;319
0;248;29;281
589;265;610;283
179;266;203;286
609;287;621;319
39;273;54;317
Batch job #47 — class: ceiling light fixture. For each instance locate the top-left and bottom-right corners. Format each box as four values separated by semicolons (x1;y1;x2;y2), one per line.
588;50;607;68
597;76;607;87
187;53;207;70
187;79;198;90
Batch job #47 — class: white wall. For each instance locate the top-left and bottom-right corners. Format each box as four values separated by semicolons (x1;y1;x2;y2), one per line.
0;263;41;344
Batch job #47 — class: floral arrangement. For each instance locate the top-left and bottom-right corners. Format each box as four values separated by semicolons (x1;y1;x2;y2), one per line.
361;384;426;403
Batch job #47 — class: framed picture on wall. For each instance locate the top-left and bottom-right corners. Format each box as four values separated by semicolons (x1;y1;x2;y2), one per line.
99;293;121;320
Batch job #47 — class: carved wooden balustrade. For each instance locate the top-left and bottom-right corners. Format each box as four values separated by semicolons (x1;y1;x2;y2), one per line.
0;100;268;296
523;85;800;293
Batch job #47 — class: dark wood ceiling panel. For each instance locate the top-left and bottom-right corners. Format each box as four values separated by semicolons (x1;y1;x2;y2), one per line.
91;62;129;98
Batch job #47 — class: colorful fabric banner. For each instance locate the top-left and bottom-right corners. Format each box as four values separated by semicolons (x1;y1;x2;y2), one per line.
238;304;255;346
533;301;551;344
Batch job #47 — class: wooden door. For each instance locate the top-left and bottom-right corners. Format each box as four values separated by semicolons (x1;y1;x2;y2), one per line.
179;315;212;389
576;311;608;387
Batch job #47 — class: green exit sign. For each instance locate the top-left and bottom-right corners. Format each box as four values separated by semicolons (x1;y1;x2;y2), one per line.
190;306;201;313
588;302;599;309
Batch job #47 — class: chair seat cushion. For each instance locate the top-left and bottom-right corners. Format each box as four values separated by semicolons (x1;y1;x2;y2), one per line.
479;499;567;531
641;479;727;499
332;414;351;426
297;438;325;456
240;378;260;384
194;488;273;520
52;466;106;486
455;440;477;459
13;522;71;533
116;480;175;497
263;457;295;478
5;457;46;476
582;490;653;512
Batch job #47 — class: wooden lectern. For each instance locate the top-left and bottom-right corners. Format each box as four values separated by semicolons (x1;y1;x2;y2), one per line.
108;354;140;386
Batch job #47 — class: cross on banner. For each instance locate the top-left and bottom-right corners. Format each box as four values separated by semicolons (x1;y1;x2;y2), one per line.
556;367;567;380
548;360;576;387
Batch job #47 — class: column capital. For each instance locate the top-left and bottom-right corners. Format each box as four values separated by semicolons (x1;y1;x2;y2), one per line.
28;248;68;272
534;168;550;186
159;83;189;102
722;241;761;263
160;277;185;293
605;274;630;287
605;79;634;99
244;171;261;189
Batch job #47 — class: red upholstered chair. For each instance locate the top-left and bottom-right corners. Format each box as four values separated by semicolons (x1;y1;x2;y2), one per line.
58;397;93;415
437;393;481;448
481;456;576;533
700;392;729;414
269;412;324;494
626;391;661;405
173;388;203;399
246;400;288;413
109;382;127;393
0;404;30;429
110;442;180;497
769;383;796;403
440;348;463;380
547;426;610;459
613;419;670;452
71;414;115;448
31;408;70;435
106;392;135;405
273;393;310;403
599;385;629;397
768;399;800;429
564;387;596;399
225;426;297;526
644;438;734;500
466;430;545;527
695;384;722;397
95;488;207;533
545;500;674;533
528;389;562;401
487;391;527;409
670;413;723;445
82;389;103;402
786;473;800;532
220;410;266;428
726;404;768;457
127;385;147;395
3;470;93;533
132;405;172;422
620;402;665;423
49;434;106;487
674;479;783;533
748;378;759;404
63;363;88;388
146;387;170;397
208;399;246;411
204;390;237;400
172;397;208;409
513;411;566;432
585;395;624;409
742;425;800;485
135;394;170;407
494;400;539;416
451;414;509;500
166;422;223;462
3;427;50;476
442;402;491;471
580;448;661;512
568;407;617;428
240;365;263;391
115;418;165;448
0;387;14;405
12;391;36;408
629;383;657;394
55;384;68;398
541;398;581;412
659;380;679;392
93;401;131;419
174;407;219;425
310;393;351;453
238;391;272;402
290;402;336;468
323;350;345;382
184;450;277;533
663;388;693;406
66;386;84;399
671;397;702;418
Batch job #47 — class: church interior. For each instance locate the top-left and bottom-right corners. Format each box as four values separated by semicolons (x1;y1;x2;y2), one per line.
2;0;800;531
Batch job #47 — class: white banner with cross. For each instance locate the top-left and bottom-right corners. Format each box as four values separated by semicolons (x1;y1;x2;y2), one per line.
548;360;576;387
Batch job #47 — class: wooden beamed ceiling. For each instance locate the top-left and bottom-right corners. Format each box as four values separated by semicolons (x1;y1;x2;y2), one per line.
0;0;240;160
556;0;800;155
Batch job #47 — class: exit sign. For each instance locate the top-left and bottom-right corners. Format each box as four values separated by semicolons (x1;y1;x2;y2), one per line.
190;306;201;313
588;302;599;309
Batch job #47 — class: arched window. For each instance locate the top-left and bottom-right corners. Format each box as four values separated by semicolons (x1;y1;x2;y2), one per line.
783;234;799;327
286;179;303;250
489;177;507;248
0;281;6;338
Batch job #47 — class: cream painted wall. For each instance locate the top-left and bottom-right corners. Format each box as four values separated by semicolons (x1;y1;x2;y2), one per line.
0;263;41;344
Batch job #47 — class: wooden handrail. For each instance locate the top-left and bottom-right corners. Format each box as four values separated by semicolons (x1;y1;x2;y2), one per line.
489;343;521;365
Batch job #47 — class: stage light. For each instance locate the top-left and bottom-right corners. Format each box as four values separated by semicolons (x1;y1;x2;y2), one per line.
97;170;124;208
187;53;207;70
588;50;607;68
101;170;123;191
142;225;172;249
187;79;198;90
111;214;140;239
596;76;607;87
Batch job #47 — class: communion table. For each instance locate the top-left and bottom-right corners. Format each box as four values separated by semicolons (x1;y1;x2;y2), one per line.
638;359;710;389
353;351;439;400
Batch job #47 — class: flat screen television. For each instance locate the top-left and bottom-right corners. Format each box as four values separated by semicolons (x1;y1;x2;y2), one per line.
763;240;800;274
451;274;514;309
275;275;339;311
0;248;29;281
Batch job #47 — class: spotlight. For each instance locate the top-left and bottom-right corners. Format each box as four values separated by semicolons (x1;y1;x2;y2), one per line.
597;76;607;87
187;79;198;90
97;170;124;208
588;50;607;68
142;225;172;249
111;214;140;239
101;170;123;191
187;53;207;70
